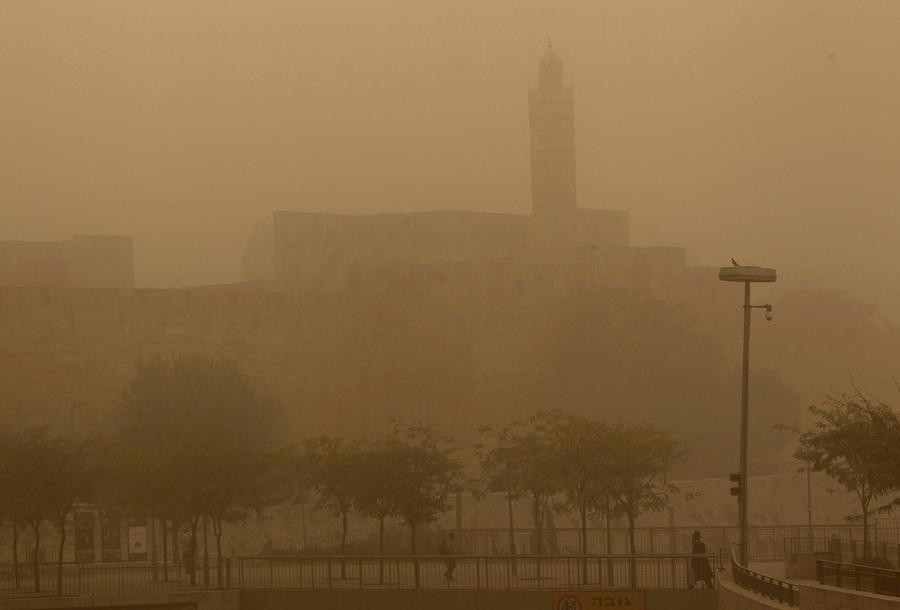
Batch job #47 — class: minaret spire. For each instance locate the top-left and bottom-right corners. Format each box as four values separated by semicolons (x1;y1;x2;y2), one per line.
528;43;576;215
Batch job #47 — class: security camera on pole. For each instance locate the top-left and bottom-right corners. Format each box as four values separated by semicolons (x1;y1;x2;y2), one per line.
719;260;776;566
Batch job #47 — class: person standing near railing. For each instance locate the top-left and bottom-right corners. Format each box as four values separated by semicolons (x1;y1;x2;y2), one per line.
829;533;842;562
689;531;714;589
180;527;196;584
439;532;457;581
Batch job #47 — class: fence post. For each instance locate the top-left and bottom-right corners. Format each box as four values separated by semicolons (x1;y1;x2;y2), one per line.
670;556;676;589
327;557;332;590
507;555;511;590
475;557;481;591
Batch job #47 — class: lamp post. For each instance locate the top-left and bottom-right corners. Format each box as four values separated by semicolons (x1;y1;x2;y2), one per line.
719;264;776;565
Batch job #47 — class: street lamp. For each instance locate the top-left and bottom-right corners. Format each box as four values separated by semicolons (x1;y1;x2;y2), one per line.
719;264;776;566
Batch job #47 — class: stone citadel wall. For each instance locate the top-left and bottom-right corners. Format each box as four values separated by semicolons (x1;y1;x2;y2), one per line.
0;254;737;445
271;209;629;289
0;235;133;289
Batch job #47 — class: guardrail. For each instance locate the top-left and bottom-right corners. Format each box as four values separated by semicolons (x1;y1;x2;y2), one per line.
263;524;888;560
234;553;716;591
0;560;230;598
0;554;717;598
731;548;799;606
786;538;900;569
817;559;900;597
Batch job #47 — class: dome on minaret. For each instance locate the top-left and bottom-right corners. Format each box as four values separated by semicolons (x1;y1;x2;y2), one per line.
537;44;564;91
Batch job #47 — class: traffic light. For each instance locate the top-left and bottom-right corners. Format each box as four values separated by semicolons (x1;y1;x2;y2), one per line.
730;472;741;497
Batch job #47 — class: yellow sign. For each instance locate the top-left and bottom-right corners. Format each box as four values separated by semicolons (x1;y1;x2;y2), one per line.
552;591;646;610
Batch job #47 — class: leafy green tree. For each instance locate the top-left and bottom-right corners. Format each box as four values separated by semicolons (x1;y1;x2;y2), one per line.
543;289;797;476
116;353;284;584
518;413;564;559
197;446;282;584
611;423;687;586
540;411;621;582
353;441;403;585
613;424;687;554
796;390;899;557
0;433;27;589
474;423;527;559
13;428;94;594
304;437;363;577
387;423;462;556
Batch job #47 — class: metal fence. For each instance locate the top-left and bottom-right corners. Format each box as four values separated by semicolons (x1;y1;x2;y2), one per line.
261;524;900;561
731;548;799;606
0;560;230;598
231;553;717;591
785;537;900;568
440;525;883;561
817;559;900;597
262;534;371;555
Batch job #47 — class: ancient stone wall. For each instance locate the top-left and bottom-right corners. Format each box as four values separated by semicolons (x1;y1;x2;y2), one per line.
0;235;133;289
271;209;630;290
0;254;736;447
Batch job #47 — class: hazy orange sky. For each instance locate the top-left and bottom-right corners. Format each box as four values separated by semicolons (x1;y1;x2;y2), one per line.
1;1;898;313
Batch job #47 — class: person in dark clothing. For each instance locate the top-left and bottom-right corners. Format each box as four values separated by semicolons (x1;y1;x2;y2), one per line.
439;532;457;580
689;530;714;589
829;534;842;562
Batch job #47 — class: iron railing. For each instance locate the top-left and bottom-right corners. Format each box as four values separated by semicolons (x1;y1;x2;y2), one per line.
0;554;716;598
817;559;900;597
731;548;799;606
0;559;231;598
232;553;716;591
436;525;884;561
785;538;900;568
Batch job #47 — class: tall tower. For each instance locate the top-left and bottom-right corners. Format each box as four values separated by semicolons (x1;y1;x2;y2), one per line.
528;41;576;215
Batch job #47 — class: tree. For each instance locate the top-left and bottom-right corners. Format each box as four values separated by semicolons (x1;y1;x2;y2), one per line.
387;422;462;556
0;433;28;590
542;289;798;477
517;413;564;560
540;411;620;583
474;423;527;562
795;390;899;558
197;446;282;585
116;353;284;585
304;437;364;578
354;442;401;585
13;428;94;595
612;424;687;585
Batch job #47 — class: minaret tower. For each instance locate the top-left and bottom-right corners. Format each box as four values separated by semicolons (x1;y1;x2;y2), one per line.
528;40;576;215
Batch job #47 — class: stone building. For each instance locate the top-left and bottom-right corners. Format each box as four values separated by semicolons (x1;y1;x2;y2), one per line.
0;47;750;466
0;235;133;289
251;46;704;298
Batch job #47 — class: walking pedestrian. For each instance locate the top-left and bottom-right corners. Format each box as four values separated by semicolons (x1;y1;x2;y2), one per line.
439;532;457;581
689;531;714;589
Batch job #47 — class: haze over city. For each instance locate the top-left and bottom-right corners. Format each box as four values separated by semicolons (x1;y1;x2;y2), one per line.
2;1;899;312
2;3;900;608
